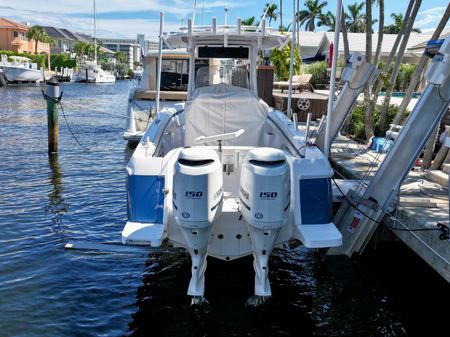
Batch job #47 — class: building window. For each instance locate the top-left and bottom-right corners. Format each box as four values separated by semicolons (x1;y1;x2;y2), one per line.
12;31;18;37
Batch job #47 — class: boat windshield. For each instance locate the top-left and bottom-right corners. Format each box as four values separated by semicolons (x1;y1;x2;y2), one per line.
159;58;189;91
195;58;250;89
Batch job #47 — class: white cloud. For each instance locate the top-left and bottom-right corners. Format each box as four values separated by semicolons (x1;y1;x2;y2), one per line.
0;0;246;38
418;6;447;16
415;6;450;30
0;0;241;15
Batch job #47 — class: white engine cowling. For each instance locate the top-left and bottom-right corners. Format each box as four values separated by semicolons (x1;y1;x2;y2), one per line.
239;148;290;229
173;147;223;228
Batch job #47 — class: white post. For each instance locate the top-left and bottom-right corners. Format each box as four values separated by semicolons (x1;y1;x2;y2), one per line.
297;0;301;75
305;112;312;143
286;0;296;119
156;12;164;115
224;7;228;26
212;17;217;34
187;19;195;99
324;0;342;158
93;0;97;63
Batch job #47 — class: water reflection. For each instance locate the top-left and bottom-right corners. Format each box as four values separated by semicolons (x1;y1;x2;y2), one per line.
45;154;68;233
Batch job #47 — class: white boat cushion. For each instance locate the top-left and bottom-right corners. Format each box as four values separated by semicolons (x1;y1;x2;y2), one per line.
184;83;269;146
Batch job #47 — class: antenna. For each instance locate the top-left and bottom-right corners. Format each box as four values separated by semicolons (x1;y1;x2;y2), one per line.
224;7;229;26
192;0;197;26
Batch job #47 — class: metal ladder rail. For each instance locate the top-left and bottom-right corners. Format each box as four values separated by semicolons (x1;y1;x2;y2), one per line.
329;38;450;256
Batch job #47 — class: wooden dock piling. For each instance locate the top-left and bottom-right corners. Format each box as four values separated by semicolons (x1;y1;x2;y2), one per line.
45;76;60;153
0;70;8;87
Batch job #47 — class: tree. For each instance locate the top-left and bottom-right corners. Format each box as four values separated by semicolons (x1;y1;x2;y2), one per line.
383;12;422;34
363;0;373;141
364;0;415;139
346;2;365;33
378;0;422;131
318;11;336;31
270;42;302;81
373;0;384;68
263;3;279;25
73;42;88;59
26;25;51;54
341;6;350;61
114;51;127;64
297;0;328;31
365;0;372;63
242;16;256;26
392;2;450;127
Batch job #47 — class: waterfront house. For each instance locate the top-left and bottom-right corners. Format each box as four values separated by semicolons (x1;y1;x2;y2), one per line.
295;30;444;64
0;18;50;54
42;26;90;55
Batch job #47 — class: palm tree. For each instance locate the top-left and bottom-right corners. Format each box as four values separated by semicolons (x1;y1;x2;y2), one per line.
318;11;336;31
373;0;384;67
114;51;127;64
393;2;450;126
346;2;365;33
242;16;256;26
263;3;279;25
297;0;328;31
384;12;422;34
365;0;372;63
26;25;51;54
73;42;88;59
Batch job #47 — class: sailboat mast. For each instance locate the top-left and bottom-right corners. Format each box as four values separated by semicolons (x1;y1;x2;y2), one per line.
94;0;97;63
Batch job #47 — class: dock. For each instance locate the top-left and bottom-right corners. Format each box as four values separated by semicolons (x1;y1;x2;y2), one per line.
330;135;450;282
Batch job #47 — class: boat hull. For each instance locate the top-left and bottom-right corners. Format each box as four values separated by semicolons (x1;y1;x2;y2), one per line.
2;66;42;82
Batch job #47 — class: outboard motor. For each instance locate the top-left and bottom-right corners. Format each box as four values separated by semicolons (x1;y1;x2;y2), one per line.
173;147;223;300
239;148;290;299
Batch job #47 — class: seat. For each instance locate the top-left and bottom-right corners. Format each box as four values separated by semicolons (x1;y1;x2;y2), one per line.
184;84;269;146
231;67;249;89
273;74;314;93
195;66;209;88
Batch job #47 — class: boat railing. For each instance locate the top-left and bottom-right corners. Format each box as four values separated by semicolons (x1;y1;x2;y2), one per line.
174;17;274;39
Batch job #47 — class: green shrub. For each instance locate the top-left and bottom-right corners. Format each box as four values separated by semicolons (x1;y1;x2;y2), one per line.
270;41;301;81
50;54;76;70
0;50;73;70
396;63;416;91
343;103;410;141
301;61;328;88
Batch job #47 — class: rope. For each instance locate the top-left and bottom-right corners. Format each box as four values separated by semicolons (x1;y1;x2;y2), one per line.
42;90;90;151
59;101;90;151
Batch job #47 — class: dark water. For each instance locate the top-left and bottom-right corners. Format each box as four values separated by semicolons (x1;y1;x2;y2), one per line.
0;81;448;337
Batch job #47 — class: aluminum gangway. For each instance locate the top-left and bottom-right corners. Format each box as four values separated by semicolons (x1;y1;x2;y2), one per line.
329;36;450;258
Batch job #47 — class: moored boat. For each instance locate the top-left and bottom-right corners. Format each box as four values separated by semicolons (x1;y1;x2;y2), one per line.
121;18;342;304
0;55;43;83
124;49;190;141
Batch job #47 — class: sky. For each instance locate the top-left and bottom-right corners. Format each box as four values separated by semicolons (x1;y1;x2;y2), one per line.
0;0;448;40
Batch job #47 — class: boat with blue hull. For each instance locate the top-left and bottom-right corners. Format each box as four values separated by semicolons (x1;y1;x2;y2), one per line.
121;18;342;304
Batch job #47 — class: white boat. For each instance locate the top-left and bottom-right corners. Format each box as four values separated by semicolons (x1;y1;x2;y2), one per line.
73;0;116;84
0;55;43;83
124;49;189;141
121;19;342;304
73;61;116;83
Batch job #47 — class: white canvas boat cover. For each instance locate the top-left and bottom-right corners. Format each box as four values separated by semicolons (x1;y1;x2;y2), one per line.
184;84;269;146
